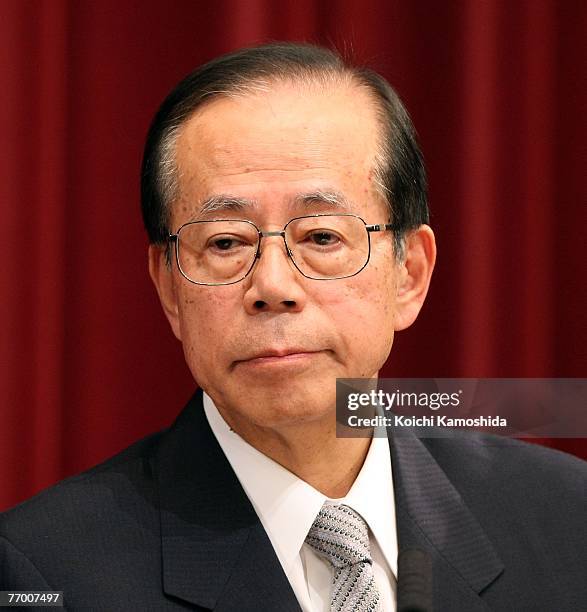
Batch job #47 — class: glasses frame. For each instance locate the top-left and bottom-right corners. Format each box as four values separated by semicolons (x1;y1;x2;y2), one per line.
168;213;393;286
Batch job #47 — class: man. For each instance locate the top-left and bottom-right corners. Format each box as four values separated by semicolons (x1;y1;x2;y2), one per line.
1;43;585;611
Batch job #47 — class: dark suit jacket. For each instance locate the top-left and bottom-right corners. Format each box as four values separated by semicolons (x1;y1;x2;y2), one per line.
1;389;586;611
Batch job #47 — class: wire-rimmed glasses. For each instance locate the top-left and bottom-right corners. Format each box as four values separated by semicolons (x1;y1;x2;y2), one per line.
167;213;393;286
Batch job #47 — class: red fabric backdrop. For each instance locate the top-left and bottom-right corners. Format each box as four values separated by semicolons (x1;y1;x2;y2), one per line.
1;0;585;510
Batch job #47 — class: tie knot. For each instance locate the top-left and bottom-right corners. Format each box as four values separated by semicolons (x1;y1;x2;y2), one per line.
305;504;372;569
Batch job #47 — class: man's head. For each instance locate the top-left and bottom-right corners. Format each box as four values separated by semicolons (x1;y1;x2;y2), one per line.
142;43;428;259
145;43;435;437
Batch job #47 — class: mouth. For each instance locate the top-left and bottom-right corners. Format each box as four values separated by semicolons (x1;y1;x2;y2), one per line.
233;348;325;369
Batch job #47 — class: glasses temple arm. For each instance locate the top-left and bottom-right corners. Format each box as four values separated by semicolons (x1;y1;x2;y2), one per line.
365;223;394;233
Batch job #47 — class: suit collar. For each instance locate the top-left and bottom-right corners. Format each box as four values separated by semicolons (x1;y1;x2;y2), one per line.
154;389;300;611
390;429;504;608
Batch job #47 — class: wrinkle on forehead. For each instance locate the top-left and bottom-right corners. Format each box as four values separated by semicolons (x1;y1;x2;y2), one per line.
180;137;371;179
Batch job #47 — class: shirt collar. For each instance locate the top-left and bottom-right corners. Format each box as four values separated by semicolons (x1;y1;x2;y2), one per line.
203;392;396;577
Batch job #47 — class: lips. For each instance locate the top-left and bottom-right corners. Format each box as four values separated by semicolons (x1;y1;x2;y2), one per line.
244;348;316;359
233;347;323;367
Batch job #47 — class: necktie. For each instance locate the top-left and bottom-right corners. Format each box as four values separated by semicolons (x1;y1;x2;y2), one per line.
305;503;382;611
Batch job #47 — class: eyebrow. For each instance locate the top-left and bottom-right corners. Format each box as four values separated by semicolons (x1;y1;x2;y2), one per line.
197;189;352;217
292;190;352;211
198;195;256;216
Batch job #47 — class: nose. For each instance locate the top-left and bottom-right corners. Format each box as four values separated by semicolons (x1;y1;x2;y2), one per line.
242;235;307;314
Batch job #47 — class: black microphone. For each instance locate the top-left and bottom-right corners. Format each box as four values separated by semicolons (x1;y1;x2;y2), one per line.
397;548;433;612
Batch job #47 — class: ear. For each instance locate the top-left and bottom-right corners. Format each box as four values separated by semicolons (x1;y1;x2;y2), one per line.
393;225;436;331
148;244;182;341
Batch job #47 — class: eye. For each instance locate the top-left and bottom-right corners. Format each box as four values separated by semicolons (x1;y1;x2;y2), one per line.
307;231;341;247
207;234;252;253
213;237;239;250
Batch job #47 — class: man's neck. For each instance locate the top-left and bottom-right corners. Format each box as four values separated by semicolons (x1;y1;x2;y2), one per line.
215;407;372;499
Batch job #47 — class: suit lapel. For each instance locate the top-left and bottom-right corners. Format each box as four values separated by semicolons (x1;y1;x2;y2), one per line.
390;430;504;610
155;390;300;611
154;391;503;610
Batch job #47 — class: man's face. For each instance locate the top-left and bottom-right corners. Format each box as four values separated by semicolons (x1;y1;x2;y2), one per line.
152;81;422;432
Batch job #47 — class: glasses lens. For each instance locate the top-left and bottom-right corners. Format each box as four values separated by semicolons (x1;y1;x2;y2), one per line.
177;220;258;284
286;215;369;279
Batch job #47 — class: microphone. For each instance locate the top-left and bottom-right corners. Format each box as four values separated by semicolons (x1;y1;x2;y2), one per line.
397;548;433;612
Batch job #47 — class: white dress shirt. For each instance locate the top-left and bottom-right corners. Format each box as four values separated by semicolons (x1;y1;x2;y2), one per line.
203;392;398;611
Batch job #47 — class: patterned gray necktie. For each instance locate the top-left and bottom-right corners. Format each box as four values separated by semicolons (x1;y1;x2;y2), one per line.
305;503;382;612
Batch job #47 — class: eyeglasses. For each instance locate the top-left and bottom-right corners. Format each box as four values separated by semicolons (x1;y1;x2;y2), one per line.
168;213;393;286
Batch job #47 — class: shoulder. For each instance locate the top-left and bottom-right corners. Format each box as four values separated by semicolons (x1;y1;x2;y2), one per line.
420;431;587;532
0;428;165;559
421;430;586;488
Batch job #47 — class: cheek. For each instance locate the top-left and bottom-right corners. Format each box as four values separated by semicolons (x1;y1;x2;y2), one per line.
176;288;234;370
365;245;399;319
336;264;396;324
317;270;396;370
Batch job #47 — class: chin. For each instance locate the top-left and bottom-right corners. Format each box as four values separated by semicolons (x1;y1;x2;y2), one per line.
226;378;336;430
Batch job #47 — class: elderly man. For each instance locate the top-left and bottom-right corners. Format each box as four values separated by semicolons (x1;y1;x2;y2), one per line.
1;43;586;611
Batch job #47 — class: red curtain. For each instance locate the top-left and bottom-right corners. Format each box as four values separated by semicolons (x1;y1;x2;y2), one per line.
1;0;585;510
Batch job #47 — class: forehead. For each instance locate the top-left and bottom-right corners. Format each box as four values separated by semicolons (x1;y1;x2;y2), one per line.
173;81;384;221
